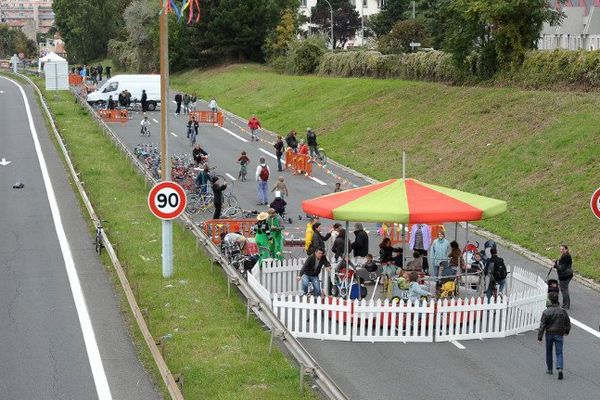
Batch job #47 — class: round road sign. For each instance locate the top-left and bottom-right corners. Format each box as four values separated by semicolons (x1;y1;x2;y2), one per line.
148;181;187;220
591;187;600;220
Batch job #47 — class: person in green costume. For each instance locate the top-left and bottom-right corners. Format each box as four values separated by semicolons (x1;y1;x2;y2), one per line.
255;212;272;264
267;208;285;261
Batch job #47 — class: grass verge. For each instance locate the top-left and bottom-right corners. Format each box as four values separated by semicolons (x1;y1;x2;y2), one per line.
172;64;600;280
28;75;316;399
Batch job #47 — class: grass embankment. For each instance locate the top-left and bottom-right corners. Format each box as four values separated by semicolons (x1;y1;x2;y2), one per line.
31;76;315;399
172;64;600;279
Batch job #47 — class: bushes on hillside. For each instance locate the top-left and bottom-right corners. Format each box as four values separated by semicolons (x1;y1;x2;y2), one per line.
502;49;600;90
270;36;327;75
317;50;464;83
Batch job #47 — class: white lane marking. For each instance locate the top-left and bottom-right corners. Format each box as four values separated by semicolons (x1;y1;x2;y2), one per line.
225;173;237;181
451;340;466;350
219;126;248;143
259;148;277;160
171;100;177;104
0;157;12;166
3;76;113;399
572;317;600;339
0;90;4;93
170;132;177;137
152;118;159;123
309;176;327;186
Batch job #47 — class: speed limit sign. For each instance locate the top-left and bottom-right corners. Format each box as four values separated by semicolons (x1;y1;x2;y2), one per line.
148;181;187;220
591;187;600;220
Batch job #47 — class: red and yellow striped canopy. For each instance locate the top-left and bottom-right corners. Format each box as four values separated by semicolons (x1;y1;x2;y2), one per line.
302;179;506;224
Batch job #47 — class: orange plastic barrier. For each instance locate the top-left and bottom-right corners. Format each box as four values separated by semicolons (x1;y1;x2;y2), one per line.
203;219;256;245
189;111;224;127
383;224;445;247
285;151;312;176
97;109;129;123
69;73;83;85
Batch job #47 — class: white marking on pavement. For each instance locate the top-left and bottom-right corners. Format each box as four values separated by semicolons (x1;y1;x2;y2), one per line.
309;176;327;186
259;148;277;160
451;340;466;350
225;173;237;181
0;157;11;166
152;118;159;123
170;132;177;137
3;76;113;399
219;126;248;143
572;317;600;339
171;100;177;104
0;90;4;93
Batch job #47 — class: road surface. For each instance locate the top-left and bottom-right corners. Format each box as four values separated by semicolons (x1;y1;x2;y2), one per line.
103;93;600;400
0;76;161;400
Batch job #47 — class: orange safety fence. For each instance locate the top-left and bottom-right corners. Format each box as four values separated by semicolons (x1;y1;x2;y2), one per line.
203;219;256;245
69;73;83;86
284;149;312;176
97;109;129;123
383;223;445;247
189;110;224;127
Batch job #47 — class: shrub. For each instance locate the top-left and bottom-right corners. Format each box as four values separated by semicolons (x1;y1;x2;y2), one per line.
270;36;327;75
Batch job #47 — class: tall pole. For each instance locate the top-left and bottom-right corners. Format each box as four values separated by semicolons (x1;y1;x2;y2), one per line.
324;0;334;51
160;9;173;278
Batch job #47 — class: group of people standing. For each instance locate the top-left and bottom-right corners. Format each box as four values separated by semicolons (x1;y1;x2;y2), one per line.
72;64;111;84
174;92;199;116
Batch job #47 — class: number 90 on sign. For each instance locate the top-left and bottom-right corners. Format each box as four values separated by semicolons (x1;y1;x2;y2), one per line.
148;181;187;220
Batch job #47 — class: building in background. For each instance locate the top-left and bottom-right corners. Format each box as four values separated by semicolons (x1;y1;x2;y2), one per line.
0;0;55;41
300;0;386;47
39;32;65;58
539;0;600;50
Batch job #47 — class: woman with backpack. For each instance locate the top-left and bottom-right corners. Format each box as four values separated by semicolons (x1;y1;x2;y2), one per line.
553;245;573;309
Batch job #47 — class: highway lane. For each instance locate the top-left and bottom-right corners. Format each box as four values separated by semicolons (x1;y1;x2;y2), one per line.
103;95;600;400
0;77;160;400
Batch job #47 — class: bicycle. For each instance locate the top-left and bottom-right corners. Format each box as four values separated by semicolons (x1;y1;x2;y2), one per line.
94;220;107;255
186;192;214;215
315;147;327;165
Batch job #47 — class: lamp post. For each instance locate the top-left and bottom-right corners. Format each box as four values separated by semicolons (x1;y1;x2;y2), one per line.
322;0;334;51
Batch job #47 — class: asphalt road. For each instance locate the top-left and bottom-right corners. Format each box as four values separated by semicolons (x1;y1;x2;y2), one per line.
0;76;161;400
104;94;600;400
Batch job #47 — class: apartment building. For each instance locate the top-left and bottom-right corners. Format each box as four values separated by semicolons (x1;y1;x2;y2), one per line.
539;0;600;50
299;0;386;46
0;0;55;40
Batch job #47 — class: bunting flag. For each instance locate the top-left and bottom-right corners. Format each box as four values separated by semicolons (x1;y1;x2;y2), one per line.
160;0;201;24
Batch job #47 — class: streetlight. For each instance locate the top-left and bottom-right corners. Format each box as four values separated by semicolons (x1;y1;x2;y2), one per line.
322;0;334;51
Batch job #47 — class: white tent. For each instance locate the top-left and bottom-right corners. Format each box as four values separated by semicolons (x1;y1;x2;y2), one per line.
40;52;69;91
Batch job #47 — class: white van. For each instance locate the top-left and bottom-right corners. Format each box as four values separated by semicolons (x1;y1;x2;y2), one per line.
87;74;161;111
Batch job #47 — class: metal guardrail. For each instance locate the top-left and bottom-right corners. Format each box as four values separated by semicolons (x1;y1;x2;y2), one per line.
20;73;348;400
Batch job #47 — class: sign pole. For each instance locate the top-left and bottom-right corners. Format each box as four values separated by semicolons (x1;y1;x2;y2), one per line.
160;8;173;278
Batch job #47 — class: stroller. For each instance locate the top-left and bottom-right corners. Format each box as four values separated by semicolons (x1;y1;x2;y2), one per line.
546;268;560;306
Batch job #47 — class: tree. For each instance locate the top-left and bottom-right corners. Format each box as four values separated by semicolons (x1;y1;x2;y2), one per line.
264;9;299;60
0;25;37;58
440;0;563;78
311;0;361;49
369;0;411;37
379;18;431;54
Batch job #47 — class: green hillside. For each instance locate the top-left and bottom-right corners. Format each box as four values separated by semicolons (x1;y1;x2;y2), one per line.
172;64;600;280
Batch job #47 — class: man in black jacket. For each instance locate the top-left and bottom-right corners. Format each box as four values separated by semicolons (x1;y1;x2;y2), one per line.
308;223;332;256
297;248;331;297
285;130;298;152
538;292;571;380
141;90;148;112
211;176;227;220
174;93;182;115
351;223;369;262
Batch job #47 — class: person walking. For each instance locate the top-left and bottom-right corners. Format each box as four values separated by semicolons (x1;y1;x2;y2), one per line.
484;247;508;300
208;97;217;113
553;245;573;309
211;176;227;220
430;231;450;278
187;116;199;145
274;135;285;171
182;93;191;115
97;64;103;81
297;248;331;297
271;176;288;199
409;224;432;273
190;93;197;112
174;93;182;115
267;208;285;261
141;89;148;112
248;114;261;141
538;292;571;380
255;157;270;205
105;65;111;79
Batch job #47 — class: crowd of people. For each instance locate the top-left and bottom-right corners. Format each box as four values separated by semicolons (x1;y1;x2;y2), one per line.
71;64;112;84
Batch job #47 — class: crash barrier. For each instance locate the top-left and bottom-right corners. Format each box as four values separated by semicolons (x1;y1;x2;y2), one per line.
97;109;129;122
189;110;224;127
68;73;83;86
382;223;445;246
202;218;256;244
285;148;313;176
249;260;547;343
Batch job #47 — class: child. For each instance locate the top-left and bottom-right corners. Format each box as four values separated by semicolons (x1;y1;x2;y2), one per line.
269;191;287;217
237;151;250;181
334;182;342;193
298;139;308;155
363;254;378;273
271;176;289;198
408;271;431;303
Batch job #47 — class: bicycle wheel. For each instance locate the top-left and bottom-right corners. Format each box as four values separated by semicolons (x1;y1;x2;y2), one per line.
186;193;200;214
318;149;327;164
226;193;238;208
200;194;214;212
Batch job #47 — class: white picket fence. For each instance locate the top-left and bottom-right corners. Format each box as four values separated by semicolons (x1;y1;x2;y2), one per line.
250;259;547;343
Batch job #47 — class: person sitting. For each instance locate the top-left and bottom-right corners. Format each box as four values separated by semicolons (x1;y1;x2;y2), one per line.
379;238;402;266
404;251;423;272
469;252;485;273
363;253;378;273
192;144;208;165
407;271;431;303
296;248;331;297
438;261;457;283
269;191;287;218
448;240;464;270
195;166;211;194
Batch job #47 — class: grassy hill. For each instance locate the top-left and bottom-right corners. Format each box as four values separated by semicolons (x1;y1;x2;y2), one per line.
172;64;600;280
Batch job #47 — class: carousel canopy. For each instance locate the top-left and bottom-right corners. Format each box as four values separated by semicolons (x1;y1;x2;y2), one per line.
302;178;506;224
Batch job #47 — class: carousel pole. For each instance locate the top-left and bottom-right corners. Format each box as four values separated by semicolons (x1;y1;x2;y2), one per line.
344;220;350;299
401;151;406;266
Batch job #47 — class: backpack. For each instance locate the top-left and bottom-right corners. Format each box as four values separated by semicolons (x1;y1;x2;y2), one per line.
490;257;507;281
259;165;269;181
